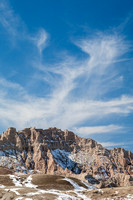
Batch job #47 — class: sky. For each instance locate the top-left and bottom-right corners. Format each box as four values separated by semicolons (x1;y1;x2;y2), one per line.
0;0;133;151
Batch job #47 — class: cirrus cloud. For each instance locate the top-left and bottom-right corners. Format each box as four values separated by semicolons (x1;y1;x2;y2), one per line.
0;0;133;142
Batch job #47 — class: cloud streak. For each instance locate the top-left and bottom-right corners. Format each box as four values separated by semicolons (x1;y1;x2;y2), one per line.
0;0;48;53
0;93;133;131
74;125;123;135
34;29;48;54
0;1;133;138
29;29;49;55
0;32;133;131
100;141;133;149
0;0;18;36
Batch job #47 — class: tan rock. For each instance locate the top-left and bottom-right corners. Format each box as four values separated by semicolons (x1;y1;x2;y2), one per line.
0;127;133;187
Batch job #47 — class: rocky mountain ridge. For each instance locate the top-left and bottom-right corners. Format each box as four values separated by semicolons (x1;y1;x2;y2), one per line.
0;127;133;188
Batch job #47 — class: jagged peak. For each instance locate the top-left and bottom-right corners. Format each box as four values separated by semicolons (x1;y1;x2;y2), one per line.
6;127;16;132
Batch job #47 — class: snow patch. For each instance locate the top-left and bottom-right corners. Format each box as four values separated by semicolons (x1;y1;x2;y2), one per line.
5;188;20;195
15;198;23;200
9;175;22;187
0;185;5;188
51;149;81;173
64;178;84;191
24;175;37;188
9;174;37;188
81;180;96;190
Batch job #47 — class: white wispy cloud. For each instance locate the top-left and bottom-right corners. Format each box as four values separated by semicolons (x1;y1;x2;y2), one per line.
0;0;48;52
0;0;16;35
0;93;133;131
0;1;132;137
31;29;48;54
0;32;133;131
0;0;25;39
0;77;29;100
74;125;123;135
100;141;133;148
100;142;125;148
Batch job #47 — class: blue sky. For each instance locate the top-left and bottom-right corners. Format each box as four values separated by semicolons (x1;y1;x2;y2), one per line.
0;0;133;151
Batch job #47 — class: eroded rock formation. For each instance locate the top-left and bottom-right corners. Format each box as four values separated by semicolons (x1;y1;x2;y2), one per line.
0;127;133;187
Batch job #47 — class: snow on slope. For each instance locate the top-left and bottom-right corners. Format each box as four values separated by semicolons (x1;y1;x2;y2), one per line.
6;174;92;199
0;150;27;172
9;175;37;188
51;149;81;174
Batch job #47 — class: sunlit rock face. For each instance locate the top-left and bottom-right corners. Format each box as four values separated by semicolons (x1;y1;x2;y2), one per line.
0;127;133;187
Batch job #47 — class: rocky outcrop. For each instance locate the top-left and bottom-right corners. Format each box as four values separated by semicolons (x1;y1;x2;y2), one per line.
100;174;133;188
0;127;133;187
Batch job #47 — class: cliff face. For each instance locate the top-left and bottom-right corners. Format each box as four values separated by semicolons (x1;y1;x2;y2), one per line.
0;127;133;187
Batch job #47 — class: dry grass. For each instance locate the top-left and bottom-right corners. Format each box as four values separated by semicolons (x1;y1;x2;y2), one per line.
0;175;14;186
32;174;74;190
84;186;133;199
0;167;13;175
27;193;58;200
0;173;133;199
68;177;88;189
18;174;28;183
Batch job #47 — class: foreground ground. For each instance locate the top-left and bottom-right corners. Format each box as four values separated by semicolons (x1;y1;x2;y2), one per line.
0;173;133;200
